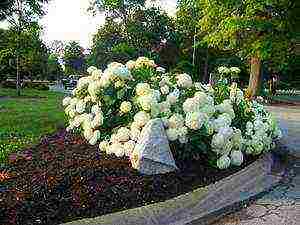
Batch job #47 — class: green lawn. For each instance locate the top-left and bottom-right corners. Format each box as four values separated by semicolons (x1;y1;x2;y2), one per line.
0;88;66;163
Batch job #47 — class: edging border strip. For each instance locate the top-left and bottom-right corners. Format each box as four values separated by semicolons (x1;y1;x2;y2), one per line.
62;152;284;225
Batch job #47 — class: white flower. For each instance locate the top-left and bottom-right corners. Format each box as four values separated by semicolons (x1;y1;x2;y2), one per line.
218;66;230;74
123;140;136;156
218;127;234;139
88;81;101;99
230;150;244;166
77;77;91;89
131;145;141;169
183;98;199;113
168;114;185;129
116;127;131;142
194;82;205;91
213;114;232;132
166;128;178;141
178;136;188;144
110;133;119;144
87;66;97;74
135;57;156;68
211;133;225;150
159;75;171;87
114;80;125;88
91;69;102;80
83;128;93;141
126;60;136;70
75;100;86;113
99;73;111;88
130;122;141;131
110;64;131;80
176;73;193;88
153;90;161;101
230;67;241;74
62;97;72;106
120;101;132;113
136;83;151;96
91;104;101;114
138;95;156;111
109;143;125;157
160;85;170;95
158;101;171;115
91;114;103;128
194;91;207;106
222;140;233;155
251;139;264;154
99;141;109;152
217;155;231;169
156;66;166;73
134;111;150;127
89;130;101;145
185;112;206;130
253;119;264;131
72;115;83;128
199;105;215;117
130;128;141;141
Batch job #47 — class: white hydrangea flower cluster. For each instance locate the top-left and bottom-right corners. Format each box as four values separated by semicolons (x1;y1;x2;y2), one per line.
217;66;241;75
63;57;281;170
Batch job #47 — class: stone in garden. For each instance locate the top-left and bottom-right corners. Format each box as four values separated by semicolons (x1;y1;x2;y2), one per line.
133;118;178;175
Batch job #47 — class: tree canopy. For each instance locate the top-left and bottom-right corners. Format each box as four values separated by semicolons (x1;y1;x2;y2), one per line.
63;41;86;76
197;0;295;95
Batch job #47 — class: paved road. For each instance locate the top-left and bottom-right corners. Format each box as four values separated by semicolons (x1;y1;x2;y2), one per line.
210;105;300;225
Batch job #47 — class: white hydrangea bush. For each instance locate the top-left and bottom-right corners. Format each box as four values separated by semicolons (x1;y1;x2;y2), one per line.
62;57;282;170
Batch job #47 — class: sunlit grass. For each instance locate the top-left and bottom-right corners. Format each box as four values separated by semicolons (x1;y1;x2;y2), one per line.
0;88;66;163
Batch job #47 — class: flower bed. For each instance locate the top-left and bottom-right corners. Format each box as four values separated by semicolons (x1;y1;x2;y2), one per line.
0;57;282;225
0;130;261;225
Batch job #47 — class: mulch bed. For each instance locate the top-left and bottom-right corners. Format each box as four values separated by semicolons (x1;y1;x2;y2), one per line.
0;130;259;225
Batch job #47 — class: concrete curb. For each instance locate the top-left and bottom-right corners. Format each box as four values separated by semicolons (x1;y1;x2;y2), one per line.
62;152;284;225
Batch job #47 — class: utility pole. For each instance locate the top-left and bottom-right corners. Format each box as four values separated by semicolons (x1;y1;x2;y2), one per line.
192;26;196;66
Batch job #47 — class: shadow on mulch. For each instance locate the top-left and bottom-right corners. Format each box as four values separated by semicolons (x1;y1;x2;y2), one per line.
0;130;260;225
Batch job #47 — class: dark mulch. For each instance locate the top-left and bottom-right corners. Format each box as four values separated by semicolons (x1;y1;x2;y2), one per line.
0;130;259;225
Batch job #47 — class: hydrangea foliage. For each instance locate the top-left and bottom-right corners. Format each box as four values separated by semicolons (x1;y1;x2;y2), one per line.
63;57;282;170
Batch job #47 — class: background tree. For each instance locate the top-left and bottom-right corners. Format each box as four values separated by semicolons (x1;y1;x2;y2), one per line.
63;41;86;76
0;0;50;95
198;0;294;96
88;2;177;69
0;22;50;82
47;54;63;81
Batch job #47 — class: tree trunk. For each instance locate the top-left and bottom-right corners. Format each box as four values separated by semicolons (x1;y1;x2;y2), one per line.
248;56;262;97
203;47;209;83
16;54;21;96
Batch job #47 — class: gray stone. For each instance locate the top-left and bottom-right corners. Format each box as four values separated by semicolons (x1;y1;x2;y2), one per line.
135;118;178;175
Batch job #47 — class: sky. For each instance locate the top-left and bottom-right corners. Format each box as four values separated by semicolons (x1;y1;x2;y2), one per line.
40;0;177;49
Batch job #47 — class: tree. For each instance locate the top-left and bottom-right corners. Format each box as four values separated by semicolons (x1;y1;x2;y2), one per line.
198;0;294;96
0;0;50;95
0;22;50;82
47;54;63;81
88;3;177;69
63;41;86;76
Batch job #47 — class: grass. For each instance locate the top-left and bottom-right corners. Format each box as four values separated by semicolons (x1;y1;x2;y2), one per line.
0;88;66;163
